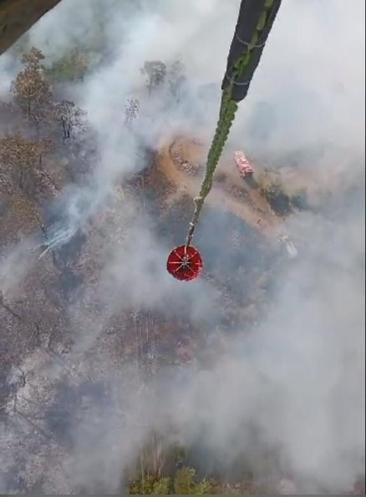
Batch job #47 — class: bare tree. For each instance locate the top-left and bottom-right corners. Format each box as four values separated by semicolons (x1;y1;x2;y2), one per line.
124;98;140;128
11;47;53;134
141;61;167;95
54;100;86;141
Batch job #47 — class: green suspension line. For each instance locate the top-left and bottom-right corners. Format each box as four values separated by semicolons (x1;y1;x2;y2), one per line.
185;0;275;248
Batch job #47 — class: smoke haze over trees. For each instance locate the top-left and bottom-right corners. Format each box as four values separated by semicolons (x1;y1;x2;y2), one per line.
0;0;364;494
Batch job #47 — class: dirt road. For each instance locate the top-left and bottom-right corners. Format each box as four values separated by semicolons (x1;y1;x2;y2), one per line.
156;136;284;243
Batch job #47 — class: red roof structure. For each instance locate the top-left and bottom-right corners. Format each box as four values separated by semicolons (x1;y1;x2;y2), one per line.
234;150;254;177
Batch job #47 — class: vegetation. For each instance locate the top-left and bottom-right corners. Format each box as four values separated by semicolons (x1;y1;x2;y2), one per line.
129;475;171;495
11;47;53;133
257;171;310;216
167;60;186;102
0;133;51;194
173;467;212;495
0;47;89;201
127;463;268;495
0;44;309;496
291;188;309;211
129;466;213;495
141;60;167;94
45;48;89;82
54;99;87;140
260;180;292;216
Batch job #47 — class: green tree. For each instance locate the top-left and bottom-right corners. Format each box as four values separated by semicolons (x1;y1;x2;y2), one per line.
152;477;171;494
174;467;212;495
129;475;171;495
45;48;89;82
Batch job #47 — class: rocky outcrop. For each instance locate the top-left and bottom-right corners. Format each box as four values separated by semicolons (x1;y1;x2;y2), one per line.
0;0;61;56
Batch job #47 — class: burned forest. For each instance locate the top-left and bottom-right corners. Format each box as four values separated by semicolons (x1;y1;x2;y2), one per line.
0;0;364;495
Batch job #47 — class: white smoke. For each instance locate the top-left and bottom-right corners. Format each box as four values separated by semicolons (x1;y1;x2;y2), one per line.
0;0;364;493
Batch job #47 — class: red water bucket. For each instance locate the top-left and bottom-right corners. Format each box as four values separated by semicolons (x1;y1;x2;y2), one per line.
166;245;203;281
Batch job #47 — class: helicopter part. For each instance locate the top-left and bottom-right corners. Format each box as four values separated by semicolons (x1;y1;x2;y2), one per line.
183;0;282;253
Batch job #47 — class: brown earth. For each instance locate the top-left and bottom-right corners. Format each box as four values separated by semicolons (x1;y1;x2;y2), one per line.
156;135;285;244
